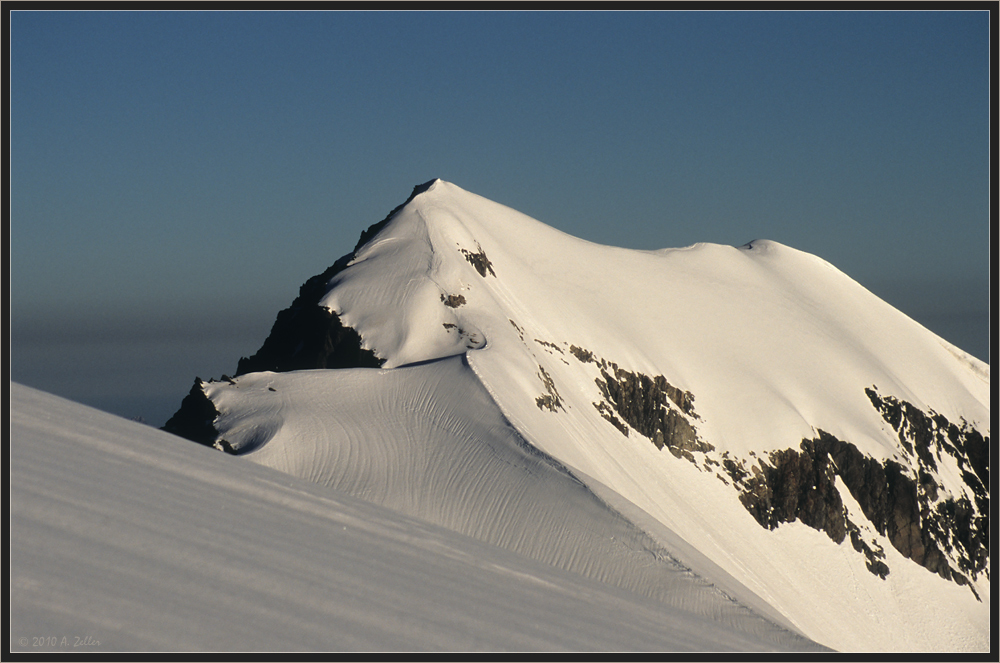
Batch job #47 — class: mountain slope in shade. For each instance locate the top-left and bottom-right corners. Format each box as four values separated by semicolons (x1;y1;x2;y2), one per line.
165;179;989;652
11;382;827;652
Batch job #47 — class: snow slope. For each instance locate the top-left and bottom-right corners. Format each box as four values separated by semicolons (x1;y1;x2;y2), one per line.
188;180;988;652
205;356;807;636
10;382;826;652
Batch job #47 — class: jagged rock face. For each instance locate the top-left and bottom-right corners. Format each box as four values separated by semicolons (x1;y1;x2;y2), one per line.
864;388;989;584
236;305;382;375
563;342;988;592
459;242;496;278
734;436;848;545
727;433;892;578
728;418;988;593
440;294;466;308
535;365;563;412
594;364;708;459
564;346;709;459
162;379;222;447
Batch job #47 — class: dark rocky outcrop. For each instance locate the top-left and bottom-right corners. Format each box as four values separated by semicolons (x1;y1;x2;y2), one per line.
575;351;989;590
734;437;848;545
508;319;525;341
569;347;709;459
162;379;222;447
460;242;496;278
728;435;891;578
863;387;989;585
847;518;890;578
237;306;382;375
441;323;484;350
441;294;466;308
164;311;380;443
535;365;563;412
594;364;706;458
728;416;988;592
534;339;564;354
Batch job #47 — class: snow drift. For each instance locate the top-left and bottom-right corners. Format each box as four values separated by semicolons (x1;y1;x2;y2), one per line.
160;179;988;652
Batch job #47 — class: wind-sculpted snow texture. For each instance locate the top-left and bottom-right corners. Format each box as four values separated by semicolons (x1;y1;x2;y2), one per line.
14;384;828;653
201;359;813;641
166;180;989;652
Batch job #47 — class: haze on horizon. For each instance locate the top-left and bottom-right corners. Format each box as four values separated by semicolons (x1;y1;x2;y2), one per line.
8;10;991;425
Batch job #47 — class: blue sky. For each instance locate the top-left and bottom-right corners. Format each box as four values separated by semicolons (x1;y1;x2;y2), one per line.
9;10;991;425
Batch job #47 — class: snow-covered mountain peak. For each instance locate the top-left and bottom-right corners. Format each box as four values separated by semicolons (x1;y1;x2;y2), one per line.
163;181;990;652
323;179;986;432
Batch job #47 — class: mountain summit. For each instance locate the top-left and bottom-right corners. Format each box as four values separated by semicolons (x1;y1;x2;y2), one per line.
164;179;989;652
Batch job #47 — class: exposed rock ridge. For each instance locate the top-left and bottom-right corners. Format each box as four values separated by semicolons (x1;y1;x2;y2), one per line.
726;432;891;578
161;378;222;447
535;365;563;412
460;241;496;278
567;345;709;459
717;401;988;593
236;304;382;375
565;340;987;592
864;387;989;584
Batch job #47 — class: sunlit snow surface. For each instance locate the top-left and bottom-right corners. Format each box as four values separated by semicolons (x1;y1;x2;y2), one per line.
10;383;825;652
12;180;989;652
204;181;988;652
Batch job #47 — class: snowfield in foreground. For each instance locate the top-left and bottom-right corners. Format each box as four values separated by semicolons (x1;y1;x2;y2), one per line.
10;383;826;652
